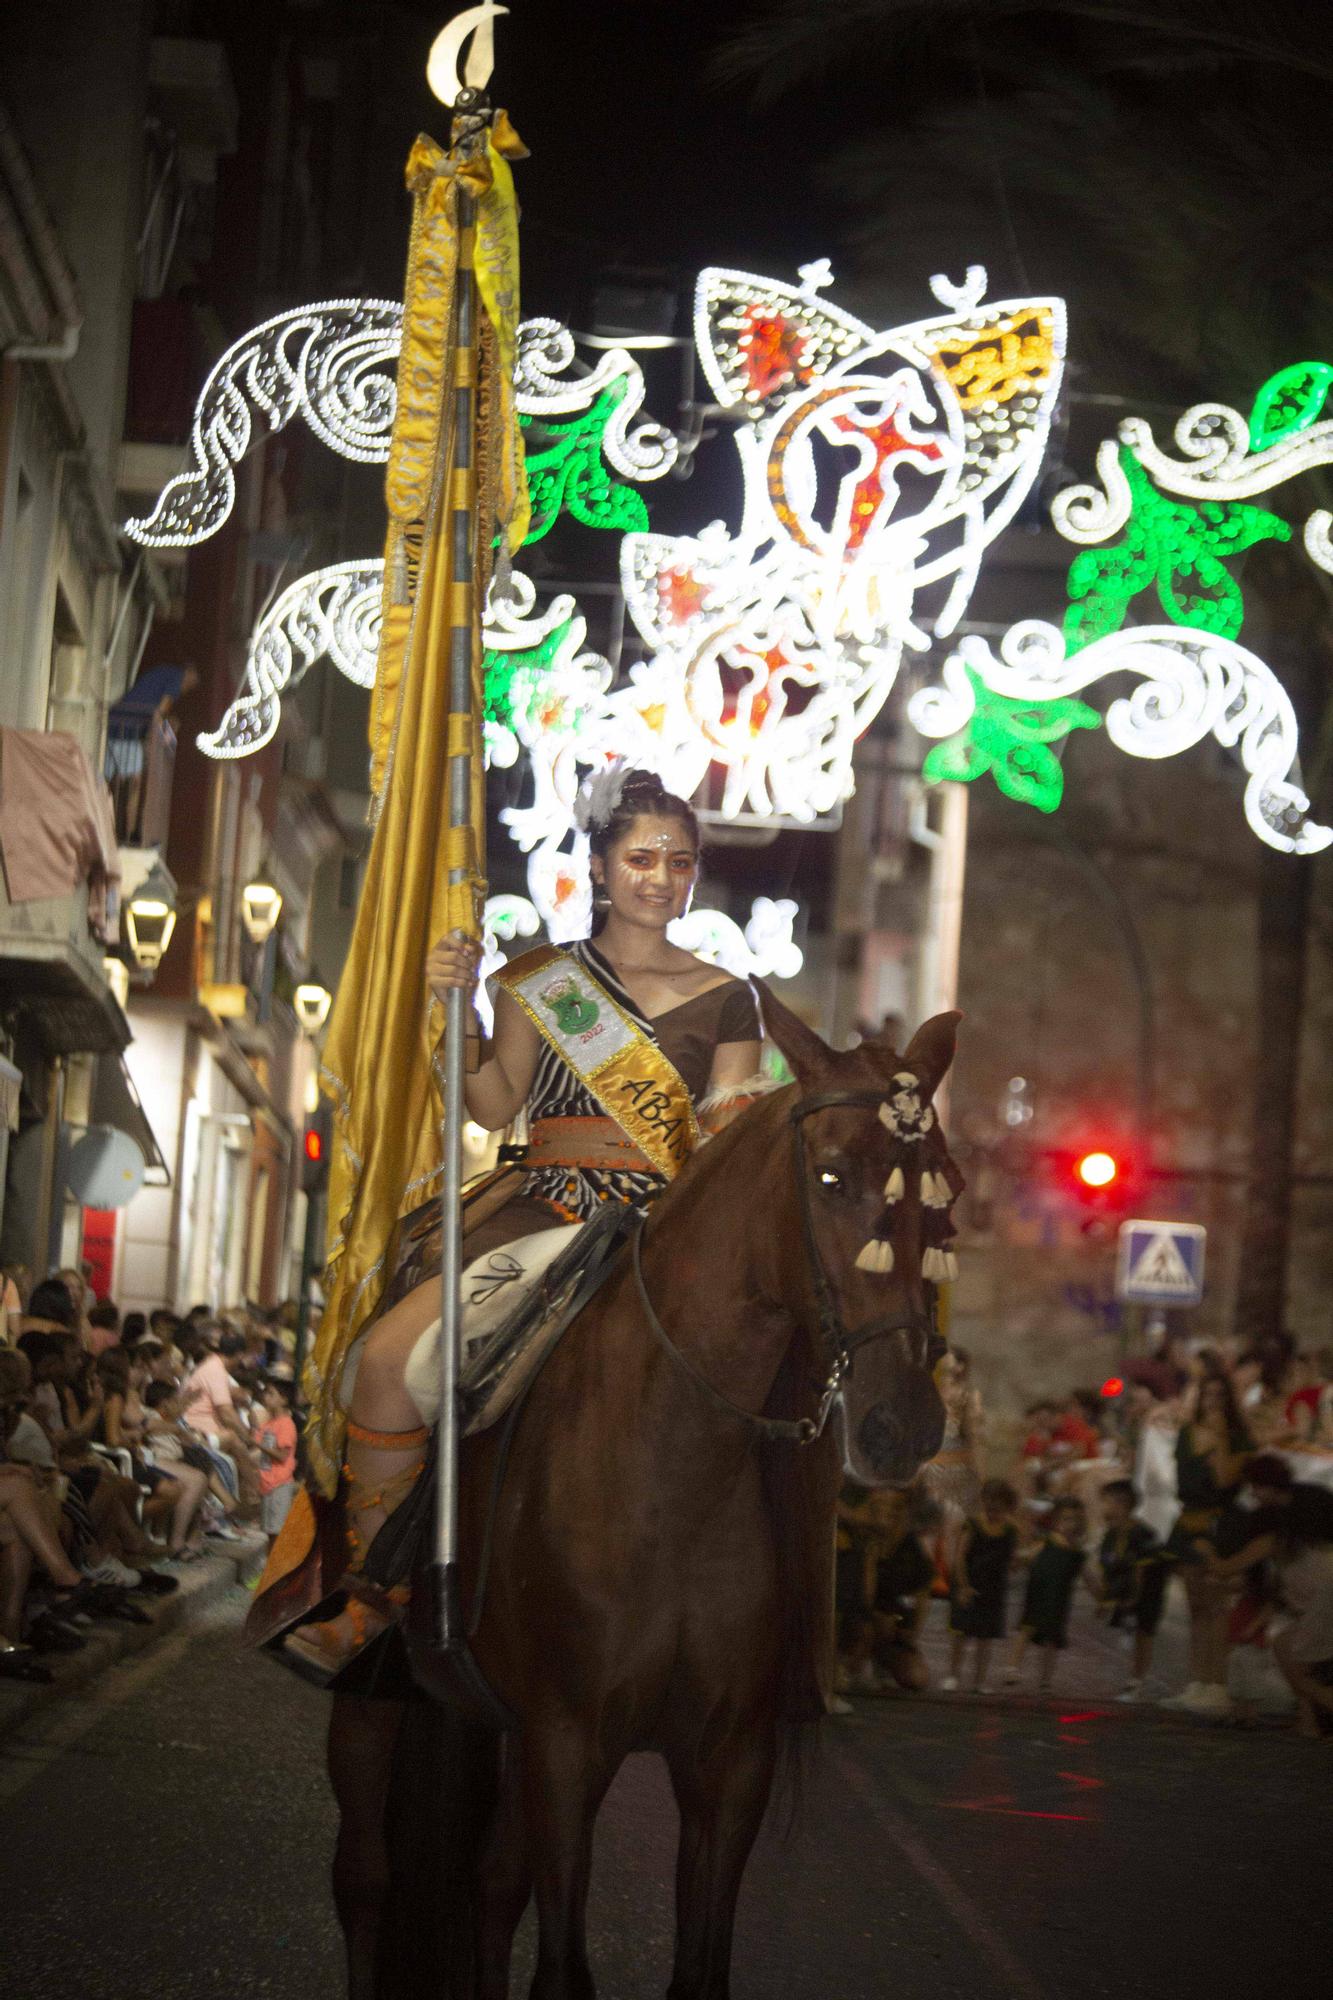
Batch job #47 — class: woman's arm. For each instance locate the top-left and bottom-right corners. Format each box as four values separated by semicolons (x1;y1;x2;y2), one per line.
426;937;542;1130
103;1393;127;1450
464;987;542;1129
1210;1530;1277;1581
64;1383;103;1443
706;1038;763;1093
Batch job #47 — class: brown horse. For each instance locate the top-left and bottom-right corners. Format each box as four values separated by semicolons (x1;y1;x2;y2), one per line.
327;993;961;1999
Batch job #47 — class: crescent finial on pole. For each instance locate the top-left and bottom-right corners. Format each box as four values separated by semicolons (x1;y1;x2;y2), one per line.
427;4;509;106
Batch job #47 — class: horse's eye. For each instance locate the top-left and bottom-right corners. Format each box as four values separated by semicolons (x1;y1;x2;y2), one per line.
818;1168;843;1193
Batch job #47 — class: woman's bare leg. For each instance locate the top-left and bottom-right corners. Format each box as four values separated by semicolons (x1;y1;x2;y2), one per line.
283;1279;436;1672
0;1482;84;1588
166;1467;209;1553
0;1526;33;1642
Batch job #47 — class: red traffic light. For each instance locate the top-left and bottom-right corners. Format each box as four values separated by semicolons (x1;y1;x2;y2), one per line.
1076;1150;1119;1189
304;1128;324;1165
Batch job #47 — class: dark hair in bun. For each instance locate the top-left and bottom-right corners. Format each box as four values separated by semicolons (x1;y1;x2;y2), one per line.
586;770;700;866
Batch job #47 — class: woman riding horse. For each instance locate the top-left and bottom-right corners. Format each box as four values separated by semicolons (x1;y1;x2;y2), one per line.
249;762;962;1999
277;765;767;1682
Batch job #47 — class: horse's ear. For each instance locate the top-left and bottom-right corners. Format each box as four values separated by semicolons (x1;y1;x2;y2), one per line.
755;981;833;1087
899;1010;962;1102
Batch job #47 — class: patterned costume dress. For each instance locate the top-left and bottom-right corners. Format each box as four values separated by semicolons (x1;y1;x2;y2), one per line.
379;940;761;1314
248;941;762;1656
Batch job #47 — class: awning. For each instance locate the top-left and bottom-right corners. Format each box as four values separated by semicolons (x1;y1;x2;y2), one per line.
91;1053;171;1187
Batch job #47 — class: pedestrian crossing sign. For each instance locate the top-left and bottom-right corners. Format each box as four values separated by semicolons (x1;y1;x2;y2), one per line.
1116;1220;1206;1306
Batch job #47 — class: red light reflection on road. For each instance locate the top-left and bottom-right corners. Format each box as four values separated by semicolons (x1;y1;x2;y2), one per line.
943;1803;1093;1823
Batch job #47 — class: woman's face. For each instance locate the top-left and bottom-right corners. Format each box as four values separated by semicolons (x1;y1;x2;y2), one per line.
594;813;698;931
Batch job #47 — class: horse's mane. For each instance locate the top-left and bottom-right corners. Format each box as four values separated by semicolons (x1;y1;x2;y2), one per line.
645;1077;837;1765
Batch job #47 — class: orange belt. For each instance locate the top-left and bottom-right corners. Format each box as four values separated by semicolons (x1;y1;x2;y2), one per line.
525;1116;654;1173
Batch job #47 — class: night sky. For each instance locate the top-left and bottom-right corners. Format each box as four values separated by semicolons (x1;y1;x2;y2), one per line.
394;0;868;316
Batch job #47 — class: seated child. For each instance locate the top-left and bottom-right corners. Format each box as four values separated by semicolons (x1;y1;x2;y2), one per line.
946;1479;1019;1693
1007;1496;1087;1692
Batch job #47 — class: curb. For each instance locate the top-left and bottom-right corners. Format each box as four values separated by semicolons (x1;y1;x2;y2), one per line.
0;1534;266;1744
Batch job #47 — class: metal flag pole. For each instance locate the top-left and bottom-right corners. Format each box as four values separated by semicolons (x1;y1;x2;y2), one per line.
429;7;506;1655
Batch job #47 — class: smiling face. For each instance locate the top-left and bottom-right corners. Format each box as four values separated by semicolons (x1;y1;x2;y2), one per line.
592;812;699;932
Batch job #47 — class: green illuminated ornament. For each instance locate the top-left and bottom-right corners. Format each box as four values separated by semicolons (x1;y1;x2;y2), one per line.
1063;447;1291;653
520;383;651;546
483;615;580;731
1248;362;1333;452
922;664;1099;813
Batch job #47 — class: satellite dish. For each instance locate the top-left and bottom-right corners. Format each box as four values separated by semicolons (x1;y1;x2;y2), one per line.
65;1126;147;1209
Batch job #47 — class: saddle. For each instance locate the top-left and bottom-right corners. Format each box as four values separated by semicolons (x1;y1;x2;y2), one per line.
357;1201;632;1608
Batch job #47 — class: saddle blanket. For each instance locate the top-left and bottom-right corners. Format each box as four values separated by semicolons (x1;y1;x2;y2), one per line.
339;1219;620;1437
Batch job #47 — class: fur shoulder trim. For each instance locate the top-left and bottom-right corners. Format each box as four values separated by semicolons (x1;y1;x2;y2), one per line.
696;1072;786;1115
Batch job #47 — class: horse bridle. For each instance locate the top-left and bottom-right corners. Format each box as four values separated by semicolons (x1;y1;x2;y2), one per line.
630;1086;942;1447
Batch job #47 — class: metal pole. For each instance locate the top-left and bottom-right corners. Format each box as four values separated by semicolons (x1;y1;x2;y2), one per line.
1043;821;1155;1149
293;1179;323;1395
433;102;486;1649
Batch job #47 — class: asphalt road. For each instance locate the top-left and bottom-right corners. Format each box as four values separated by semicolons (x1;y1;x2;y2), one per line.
1;1586;1328;2000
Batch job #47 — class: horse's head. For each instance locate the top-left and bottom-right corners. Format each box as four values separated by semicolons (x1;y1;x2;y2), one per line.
757;987;963;1487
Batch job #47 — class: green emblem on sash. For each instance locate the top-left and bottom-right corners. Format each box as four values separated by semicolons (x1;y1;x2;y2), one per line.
540;976;600;1035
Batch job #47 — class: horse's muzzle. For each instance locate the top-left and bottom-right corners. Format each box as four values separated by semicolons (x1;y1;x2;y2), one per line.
848;1383;945;1485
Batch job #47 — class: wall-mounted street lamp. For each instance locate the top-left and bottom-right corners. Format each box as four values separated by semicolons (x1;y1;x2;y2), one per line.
241;878;283;945
293;981;332;1036
124;860;178;971
103;956;131;1009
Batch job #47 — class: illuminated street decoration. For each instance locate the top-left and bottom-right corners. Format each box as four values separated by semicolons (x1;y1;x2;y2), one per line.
917;363;1333;852
197;560;383;758
910;623;1332;855
521;385;650;544
1053;364;1333;577
123;300;402;546
125;306;677;550
917;662;1099;813
143;267;1066;963
1061;447;1291;651
513;317;679;481
610;262;1066;822
1248;362;1333;451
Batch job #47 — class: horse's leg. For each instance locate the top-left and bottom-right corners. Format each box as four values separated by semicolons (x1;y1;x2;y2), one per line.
476;1738;533;2000
328;1694;405;2000
666;1725;777;2000
521;1721;613;2000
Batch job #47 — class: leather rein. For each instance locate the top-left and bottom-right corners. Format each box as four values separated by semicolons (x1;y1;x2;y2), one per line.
630;1086;939;1448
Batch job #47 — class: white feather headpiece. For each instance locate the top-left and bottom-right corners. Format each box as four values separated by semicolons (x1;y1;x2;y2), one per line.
573;759;632;836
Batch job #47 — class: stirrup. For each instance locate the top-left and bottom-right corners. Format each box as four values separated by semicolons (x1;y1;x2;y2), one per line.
279;1578;410;1690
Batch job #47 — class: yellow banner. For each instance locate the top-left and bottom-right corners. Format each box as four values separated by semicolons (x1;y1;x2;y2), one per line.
301;118;529;1501
495;946;700;1178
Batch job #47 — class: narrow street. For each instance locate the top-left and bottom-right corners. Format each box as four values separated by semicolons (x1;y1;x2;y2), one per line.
2;1587;1328;2000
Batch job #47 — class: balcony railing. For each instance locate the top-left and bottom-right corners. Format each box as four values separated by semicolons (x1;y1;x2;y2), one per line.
106;711;177;849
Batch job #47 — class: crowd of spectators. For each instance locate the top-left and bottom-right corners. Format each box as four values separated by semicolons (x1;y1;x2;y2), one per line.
0;1264;298;1685
834;1334;1333;1735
